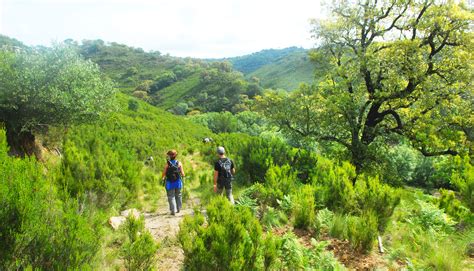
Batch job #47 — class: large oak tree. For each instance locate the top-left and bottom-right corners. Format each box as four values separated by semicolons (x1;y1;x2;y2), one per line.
0;44;116;156
257;0;473;171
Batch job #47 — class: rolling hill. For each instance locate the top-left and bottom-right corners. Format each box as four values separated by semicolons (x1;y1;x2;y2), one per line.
218;47;316;90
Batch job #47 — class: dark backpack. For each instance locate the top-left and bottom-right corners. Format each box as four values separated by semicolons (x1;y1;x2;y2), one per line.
166;160;180;182
218;158;233;180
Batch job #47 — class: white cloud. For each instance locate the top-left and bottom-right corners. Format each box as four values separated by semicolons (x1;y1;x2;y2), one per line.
1;0;324;57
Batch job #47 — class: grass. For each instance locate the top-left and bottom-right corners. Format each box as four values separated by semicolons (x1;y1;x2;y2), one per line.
247;50;316;90
155;73;201;109
384;188;473;270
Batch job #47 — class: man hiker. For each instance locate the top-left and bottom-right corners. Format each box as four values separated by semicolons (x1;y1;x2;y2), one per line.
161;150;185;215
213;146;235;204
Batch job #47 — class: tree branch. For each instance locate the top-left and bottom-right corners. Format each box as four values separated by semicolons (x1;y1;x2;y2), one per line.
320;136;351;149
419;147;458;157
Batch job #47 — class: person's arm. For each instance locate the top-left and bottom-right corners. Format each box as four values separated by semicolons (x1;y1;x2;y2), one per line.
161;164;168;181
213;170;219;192
179;162;185;178
231;161;236;175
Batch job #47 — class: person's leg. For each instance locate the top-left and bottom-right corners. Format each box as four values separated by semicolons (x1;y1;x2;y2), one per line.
225;181;234;204
216;182;224;195
166;189;177;214
175;188;182;212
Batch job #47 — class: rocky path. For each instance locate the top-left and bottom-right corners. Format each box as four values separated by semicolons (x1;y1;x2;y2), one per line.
144;191;201;271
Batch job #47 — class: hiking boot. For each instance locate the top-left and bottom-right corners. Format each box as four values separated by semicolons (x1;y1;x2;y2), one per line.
170;211;175;216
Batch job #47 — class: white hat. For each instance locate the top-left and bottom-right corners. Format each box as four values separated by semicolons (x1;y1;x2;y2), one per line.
216;146;225;155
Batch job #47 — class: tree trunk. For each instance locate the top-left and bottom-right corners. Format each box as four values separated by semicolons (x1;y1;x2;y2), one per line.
350;139;369;177
5;123;41;158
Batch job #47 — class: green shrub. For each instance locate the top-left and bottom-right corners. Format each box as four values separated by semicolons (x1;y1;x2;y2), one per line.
451;156;474;212
261;207;288;229
178;197;263;271
276;194;293;215
276;233;345;270
128;99;139;111
121;216;158;271
329;213;348;240
406;200;456;233
330;212;378;253
261;233;281;271
235;194;259;215
293;185;316;229
0;130;101;270
346;212;378;253
354;175;401;231
315;208;334;234
438;189;470;221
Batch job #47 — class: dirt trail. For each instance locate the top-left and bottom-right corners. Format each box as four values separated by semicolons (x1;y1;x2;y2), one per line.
144;187;201;270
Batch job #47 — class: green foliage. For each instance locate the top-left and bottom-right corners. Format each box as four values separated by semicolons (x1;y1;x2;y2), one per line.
451;156;474;212
276;194;293;215
259;1;473;171
215;46;315;91
406;199;457;233
235;194;259;215
354;175;401;231
189;111;269;136
438;189;471;221
150;71;177;92
121;216;158;271
386;192;472;270
329;212;378;253
293;185;316;230
260;207;287;229
239;138;293;183
0;130;101;270
57;94;210;208
275;233;345;270
128;99;139;111
178;197;263;271
346;212;378;253
247;50;317;91
312;157;400;231
0;44;115;130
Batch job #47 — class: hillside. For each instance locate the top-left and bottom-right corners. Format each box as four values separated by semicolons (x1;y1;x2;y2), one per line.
218;47;316;90
246;49;315;90
74;40;262;113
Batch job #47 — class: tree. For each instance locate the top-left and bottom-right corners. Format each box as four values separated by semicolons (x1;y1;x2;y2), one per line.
257;0;473;171
0;44;115;156
150;71;177;92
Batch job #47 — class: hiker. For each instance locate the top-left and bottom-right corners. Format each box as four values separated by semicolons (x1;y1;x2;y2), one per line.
213;146;235;204
161;150;185;215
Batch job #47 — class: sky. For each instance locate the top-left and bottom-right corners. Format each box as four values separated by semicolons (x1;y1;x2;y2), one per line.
0;0;325;58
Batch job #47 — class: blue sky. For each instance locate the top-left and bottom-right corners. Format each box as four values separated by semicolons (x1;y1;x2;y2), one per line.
0;0;324;58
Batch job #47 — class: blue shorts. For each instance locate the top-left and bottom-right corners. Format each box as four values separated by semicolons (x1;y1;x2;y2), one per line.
166;179;183;190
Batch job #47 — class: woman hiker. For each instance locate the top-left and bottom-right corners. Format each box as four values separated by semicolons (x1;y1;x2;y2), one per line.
161;150;185;215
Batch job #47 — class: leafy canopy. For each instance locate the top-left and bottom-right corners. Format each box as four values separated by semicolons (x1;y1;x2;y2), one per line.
257;0;473;170
0;44;116;132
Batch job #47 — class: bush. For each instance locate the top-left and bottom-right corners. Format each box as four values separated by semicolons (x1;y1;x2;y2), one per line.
451;156;474;212
293;185;316;229
276;233;344;270
354;175;401;231
178;197;263;271
346;212;378;253
329;213;348;240
0;130;101;270
121;216;158;271
239;138;293;183
128;99;139;111
261;207;288;229
438;189;470;221
330;212;378;253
